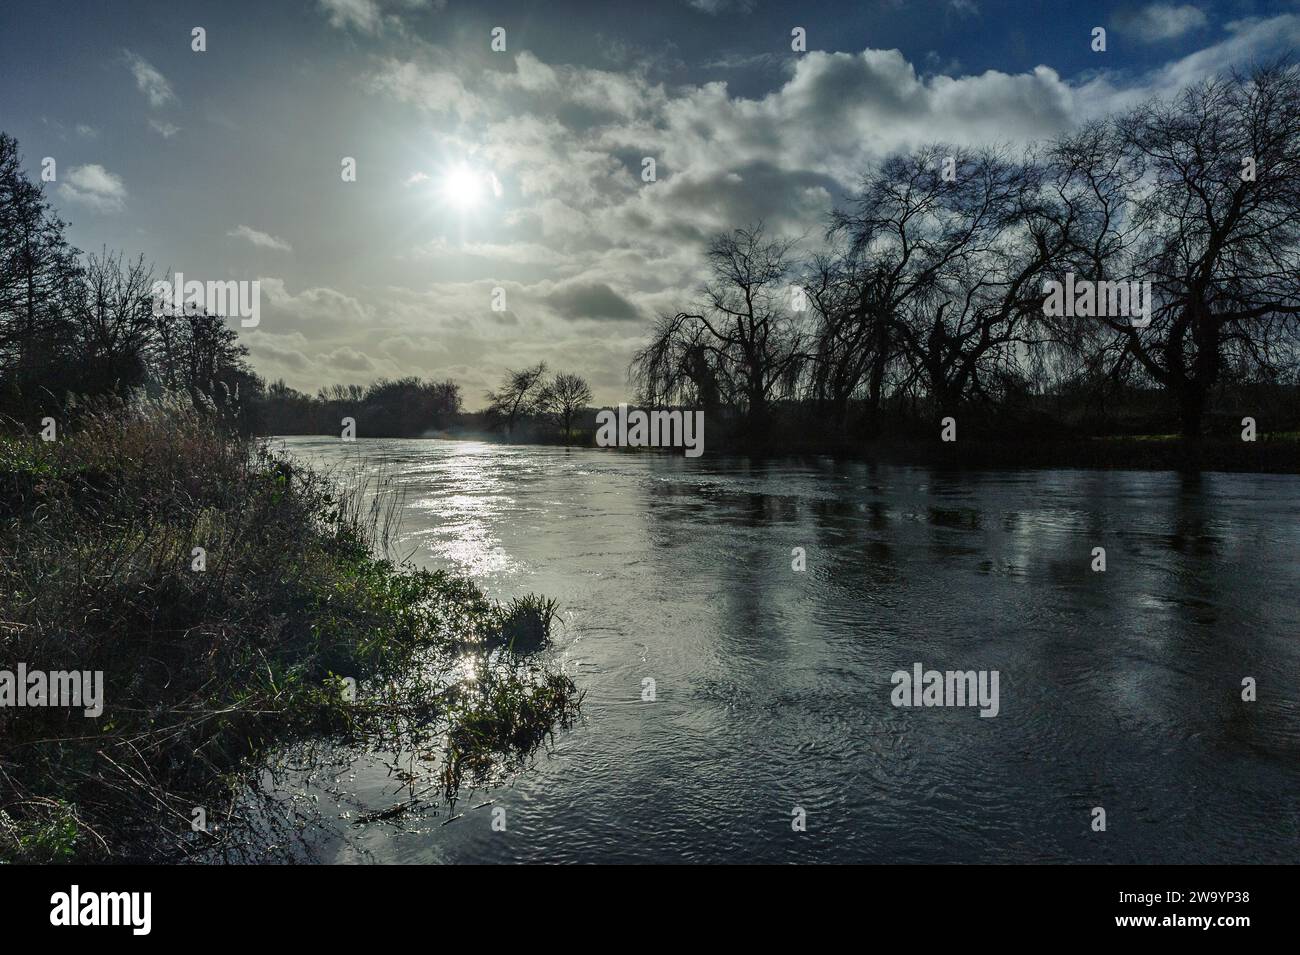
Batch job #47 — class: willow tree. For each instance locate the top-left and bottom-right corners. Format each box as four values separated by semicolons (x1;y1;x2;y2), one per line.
630;224;806;440
1109;62;1300;437
830;146;1062;422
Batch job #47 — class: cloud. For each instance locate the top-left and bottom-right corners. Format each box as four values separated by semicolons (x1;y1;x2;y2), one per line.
702;51;787;73
123;51;176;107
1116;4;1209;43
259;278;374;336
1074;14;1300;110
248;333;313;373
544;281;641;322
365;57;482;119
316;0;437;36
57;164;127;213
323;345;377;372
149;119;181;139
228;225;293;252
408;236;569;266
318;0;384;33
687;0;757;14
379;334;448;364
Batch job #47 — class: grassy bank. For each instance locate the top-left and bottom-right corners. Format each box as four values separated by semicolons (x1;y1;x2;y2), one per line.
0;397;580;863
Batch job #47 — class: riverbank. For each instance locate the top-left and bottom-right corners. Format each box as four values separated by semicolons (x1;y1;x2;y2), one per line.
0;397;580;863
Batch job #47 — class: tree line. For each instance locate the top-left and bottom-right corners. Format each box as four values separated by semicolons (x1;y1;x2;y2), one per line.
259;377;463;437
631;62;1300;444
257;365;593;441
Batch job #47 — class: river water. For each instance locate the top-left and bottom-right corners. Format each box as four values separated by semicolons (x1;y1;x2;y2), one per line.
275;436;1300;863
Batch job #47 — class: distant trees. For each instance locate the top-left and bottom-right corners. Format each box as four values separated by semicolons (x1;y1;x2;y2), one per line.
630;61;1300;443
256;370;592;441
258;365;591;441
256;376;461;436
352;377;461;436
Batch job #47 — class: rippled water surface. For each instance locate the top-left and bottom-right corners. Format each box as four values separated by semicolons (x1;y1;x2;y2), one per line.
277;437;1300;863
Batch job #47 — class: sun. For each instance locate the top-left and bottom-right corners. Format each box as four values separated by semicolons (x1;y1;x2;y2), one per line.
441;163;487;211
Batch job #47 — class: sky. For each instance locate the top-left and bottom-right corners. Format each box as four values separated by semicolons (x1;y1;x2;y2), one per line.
2;0;1298;407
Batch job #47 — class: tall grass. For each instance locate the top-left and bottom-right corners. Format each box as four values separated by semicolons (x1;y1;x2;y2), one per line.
0;395;580;862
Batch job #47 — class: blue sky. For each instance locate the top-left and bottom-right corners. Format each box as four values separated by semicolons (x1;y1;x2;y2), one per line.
2;0;1297;404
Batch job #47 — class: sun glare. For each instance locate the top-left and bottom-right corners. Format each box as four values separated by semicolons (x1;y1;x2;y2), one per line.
442;164;486;211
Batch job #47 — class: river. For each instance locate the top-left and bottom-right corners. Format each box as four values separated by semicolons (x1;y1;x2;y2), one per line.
275;436;1300;863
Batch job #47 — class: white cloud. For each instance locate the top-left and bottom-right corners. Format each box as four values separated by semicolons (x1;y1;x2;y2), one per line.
228;225;293;252
323;345;377;372
1117;4;1209;43
149;119;181;139
1074;14;1300;111
57;164;127;213
316;0;437;36
365;57;482;119
123;51;176;108
318;0;384;33
687;0;757;14
259;278;373;333
408;236;569;267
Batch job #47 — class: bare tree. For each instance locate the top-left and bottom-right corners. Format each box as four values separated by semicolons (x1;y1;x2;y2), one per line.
1108;61;1300;436
830;146;1059;420
69;249;157;396
485;362;548;434
700;225;808;436
537;372;593;443
630;311;722;412
0;132;82;405
631;225;806;440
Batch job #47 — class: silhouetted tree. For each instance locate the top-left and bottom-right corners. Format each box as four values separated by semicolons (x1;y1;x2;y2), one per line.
69;249;156;396
0;132;83;411
537;371;592;442
485;362;548;435
631;225;806;442
1110;62;1300;436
